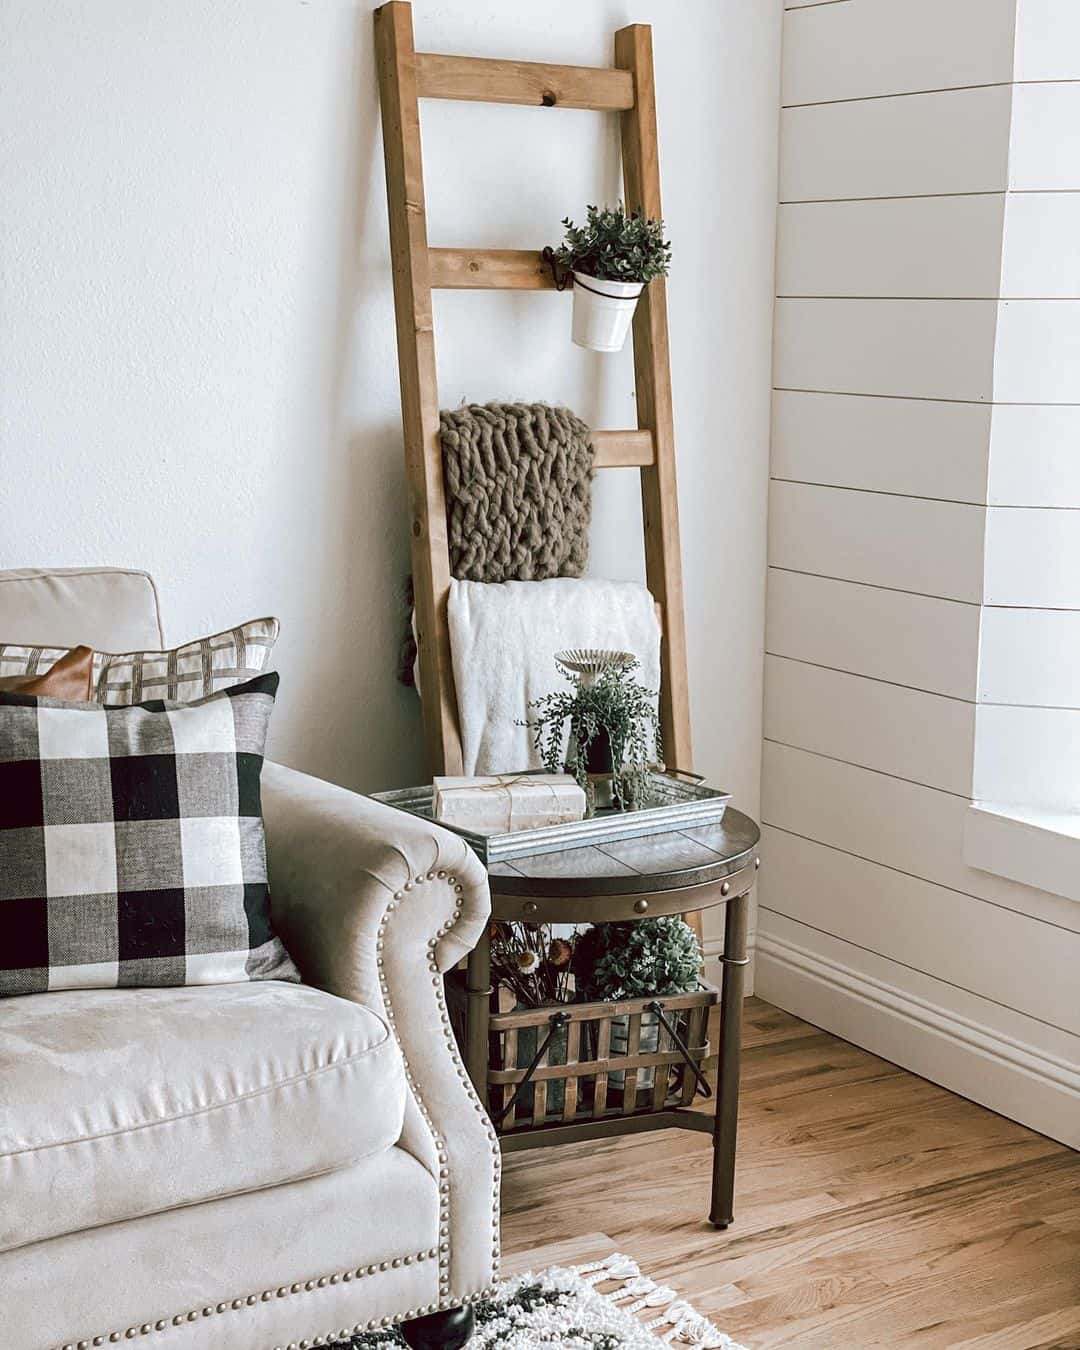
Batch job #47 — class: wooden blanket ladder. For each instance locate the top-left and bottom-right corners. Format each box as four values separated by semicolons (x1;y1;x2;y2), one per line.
375;1;690;780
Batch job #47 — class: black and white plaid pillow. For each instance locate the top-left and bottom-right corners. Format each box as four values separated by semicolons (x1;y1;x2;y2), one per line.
0;672;299;997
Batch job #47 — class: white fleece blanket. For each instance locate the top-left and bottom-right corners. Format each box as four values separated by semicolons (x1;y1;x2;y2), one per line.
447;577;661;776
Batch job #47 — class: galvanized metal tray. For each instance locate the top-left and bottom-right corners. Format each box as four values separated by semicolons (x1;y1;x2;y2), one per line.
372;771;731;864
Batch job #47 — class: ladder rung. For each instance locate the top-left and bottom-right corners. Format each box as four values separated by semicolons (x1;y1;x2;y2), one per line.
430;248;553;290
415;52;634;111
593;430;655;468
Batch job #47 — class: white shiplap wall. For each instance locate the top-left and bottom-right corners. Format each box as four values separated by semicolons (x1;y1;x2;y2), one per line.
760;0;1080;1146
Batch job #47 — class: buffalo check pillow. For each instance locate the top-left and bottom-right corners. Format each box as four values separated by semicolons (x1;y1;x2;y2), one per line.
0;672;299;997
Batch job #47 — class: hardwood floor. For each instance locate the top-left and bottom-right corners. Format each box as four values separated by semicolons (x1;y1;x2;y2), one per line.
500;998;1080;1349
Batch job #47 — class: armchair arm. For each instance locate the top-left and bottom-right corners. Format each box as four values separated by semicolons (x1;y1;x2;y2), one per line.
261;761;499;1309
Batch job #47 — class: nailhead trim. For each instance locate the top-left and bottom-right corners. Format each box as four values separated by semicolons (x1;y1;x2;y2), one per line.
266;1284;499;1350
54;865;500;1350
380;878;455;1302
376;866;501;1303
49;1248;437;1348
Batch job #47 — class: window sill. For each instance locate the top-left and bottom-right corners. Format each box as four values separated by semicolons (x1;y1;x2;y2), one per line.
964;801;1080;905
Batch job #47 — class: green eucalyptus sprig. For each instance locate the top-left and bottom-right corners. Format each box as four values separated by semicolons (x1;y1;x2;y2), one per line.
523;658;662;811
554;203;671;285
572;917;702;1002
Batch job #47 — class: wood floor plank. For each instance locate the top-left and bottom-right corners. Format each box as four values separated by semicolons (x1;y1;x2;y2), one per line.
714;1211;1079;1346
741;1001;819;1042
782;1256;1080;1350
952;1302;1080;1350
499;1233;617;1280
501;997;1080;1348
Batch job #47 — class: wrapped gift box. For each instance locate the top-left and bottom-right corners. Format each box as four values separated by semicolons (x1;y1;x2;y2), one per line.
433;773;586;834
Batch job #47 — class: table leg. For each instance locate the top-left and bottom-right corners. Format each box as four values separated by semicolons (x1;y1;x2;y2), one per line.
465;931;491;1098
710;891;749;1228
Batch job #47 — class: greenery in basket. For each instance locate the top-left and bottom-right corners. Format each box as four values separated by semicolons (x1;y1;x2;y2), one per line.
523;658;662;811
554;203;672;284
572;917;702;1002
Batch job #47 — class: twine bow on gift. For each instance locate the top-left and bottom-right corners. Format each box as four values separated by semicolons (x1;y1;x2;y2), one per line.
471;774;535;793
475;774;567;832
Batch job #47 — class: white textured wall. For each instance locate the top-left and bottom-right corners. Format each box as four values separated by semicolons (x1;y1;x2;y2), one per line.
0;1;781;885
760;0;1080;1146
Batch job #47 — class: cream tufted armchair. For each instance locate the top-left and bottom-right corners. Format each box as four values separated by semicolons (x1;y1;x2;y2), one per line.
0;567;500;1350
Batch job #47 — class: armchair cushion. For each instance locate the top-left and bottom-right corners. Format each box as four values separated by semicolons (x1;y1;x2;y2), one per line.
0;980;406;1252
0;567;164;651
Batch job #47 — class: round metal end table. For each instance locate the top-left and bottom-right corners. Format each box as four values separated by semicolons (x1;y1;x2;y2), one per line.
464;808;761;1229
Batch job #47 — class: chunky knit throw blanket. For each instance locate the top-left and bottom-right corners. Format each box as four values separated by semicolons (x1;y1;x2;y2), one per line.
399;402;595;684
440;402;595;582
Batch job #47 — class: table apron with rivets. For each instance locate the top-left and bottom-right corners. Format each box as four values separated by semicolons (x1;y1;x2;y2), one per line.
464;807;761;1229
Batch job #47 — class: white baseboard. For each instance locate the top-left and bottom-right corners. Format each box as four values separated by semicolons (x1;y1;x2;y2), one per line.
755;929;1080;1149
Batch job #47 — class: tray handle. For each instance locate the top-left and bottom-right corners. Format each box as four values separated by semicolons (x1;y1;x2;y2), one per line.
664;767;705;783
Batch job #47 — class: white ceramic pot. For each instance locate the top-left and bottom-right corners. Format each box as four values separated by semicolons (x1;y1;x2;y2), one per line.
570;271;645;352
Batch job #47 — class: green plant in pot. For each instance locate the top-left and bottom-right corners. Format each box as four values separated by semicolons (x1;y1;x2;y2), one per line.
554;202;671;353
573;917;702;1092
524;652;661;814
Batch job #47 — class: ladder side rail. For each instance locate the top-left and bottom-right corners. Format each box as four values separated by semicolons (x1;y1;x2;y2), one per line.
375;1;464;775
615;23;693;778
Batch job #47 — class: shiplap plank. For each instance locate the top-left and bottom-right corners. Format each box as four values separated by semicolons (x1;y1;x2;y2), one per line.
779;86;1012;202
755;909;1080;1146
765;569;980;700
984;507;1080;608
768;481;986;602
777;196;1005;300
772;391;990;502
980;607;1080;707
1002;194;1080;299
774;298;998;402
761;740;1080;931
757;828;1080;1034
764;655;975;795
1014;0;1080;82
989;405;1080;508
1009;84;1080;191
782;0;1015;109
993;301;1080;404
974;704;1080;806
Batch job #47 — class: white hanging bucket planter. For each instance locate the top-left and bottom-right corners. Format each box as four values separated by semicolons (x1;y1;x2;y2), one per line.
570;272;645;353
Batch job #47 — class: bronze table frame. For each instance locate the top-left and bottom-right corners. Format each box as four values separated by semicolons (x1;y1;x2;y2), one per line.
464;809;761;1228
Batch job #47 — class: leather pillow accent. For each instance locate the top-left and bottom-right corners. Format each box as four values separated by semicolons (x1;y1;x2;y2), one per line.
0;645;94;700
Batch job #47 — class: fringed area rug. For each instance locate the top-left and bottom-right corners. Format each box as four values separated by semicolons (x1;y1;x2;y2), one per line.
331;1253;746;1349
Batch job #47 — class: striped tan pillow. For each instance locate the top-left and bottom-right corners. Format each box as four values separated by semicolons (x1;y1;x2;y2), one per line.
0;618;279;706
